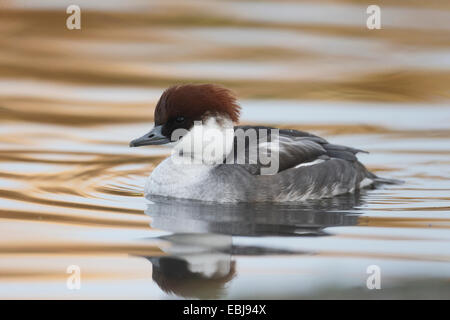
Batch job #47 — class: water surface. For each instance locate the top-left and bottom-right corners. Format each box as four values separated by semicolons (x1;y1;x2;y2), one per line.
0;0;449;299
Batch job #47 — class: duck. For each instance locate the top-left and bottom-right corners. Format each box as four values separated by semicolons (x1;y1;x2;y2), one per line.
130;84;396;203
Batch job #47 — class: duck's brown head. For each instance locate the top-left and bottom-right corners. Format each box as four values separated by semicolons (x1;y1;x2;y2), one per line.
130;84;240;147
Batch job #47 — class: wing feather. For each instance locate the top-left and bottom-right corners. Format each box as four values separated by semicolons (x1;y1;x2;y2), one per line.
227;126;368;175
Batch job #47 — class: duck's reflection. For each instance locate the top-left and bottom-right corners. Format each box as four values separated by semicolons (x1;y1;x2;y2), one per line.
143;191;366;298
146;233;235;299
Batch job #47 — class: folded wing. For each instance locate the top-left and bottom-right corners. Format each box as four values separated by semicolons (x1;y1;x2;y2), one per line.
226;126;368;175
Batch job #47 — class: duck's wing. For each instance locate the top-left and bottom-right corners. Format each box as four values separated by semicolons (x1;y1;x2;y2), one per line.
226;125;368;175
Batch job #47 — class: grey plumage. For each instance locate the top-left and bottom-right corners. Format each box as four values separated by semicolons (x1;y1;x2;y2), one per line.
145;126;400;203
226;125;368;174
209;126;383;202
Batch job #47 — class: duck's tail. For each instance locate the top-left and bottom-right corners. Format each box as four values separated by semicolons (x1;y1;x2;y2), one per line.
359;162;404;185
363;166;404;185
372;176;404;185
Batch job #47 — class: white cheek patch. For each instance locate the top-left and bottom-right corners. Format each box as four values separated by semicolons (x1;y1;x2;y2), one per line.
171;116;234;165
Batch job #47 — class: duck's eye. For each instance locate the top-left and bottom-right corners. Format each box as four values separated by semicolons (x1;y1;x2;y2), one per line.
175;116;185;123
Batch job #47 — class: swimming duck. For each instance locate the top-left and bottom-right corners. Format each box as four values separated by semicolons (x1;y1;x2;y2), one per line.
130;84;394;202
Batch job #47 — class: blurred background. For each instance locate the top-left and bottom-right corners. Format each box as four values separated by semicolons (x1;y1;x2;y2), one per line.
0;0;449;299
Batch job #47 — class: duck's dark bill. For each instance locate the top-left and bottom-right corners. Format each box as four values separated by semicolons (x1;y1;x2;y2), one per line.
129;125;171;147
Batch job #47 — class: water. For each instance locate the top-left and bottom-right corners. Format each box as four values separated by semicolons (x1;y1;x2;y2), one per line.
0;0;449;299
